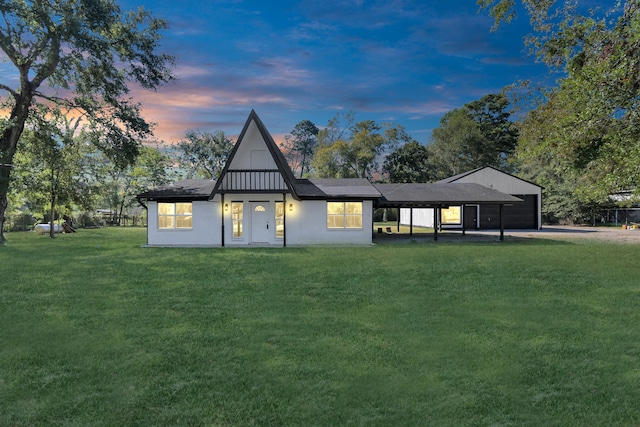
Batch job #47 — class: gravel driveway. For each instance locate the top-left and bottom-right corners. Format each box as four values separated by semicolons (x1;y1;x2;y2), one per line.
464;225;640;244
375;225;640;244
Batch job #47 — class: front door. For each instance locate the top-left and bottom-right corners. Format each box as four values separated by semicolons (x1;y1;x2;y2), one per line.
251;202;270;243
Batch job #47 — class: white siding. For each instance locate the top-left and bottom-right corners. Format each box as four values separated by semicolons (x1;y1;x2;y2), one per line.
453;168;540;195
400;208;434;228
286;200;373;245
228;121;278;170
146;200;221;247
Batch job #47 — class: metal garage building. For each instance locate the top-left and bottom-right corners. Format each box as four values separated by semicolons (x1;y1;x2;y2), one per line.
400;166;543;230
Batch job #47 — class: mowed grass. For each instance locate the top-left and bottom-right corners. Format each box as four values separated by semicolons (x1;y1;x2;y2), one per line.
1;229;640;426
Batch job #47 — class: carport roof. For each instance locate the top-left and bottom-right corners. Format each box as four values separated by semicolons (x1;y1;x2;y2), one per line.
374;182;523;207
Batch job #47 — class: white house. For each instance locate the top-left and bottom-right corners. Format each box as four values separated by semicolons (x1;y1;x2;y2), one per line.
137;111;525;246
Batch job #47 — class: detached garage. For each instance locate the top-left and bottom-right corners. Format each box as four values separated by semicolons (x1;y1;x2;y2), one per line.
438;166;542;230
400;166;542;230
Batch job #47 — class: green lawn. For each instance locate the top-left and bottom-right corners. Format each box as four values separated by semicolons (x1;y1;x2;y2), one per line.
1;228;639;426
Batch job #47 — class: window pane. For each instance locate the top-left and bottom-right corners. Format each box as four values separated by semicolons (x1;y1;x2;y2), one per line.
345;215;362;229
232;202;243;237
232;203;243;217
233;222;243;237
158;216;174;229
275;202;284;238
176;203;192;215
176;216;192;228
158;203;174;215
345;202;362;215
441;206;461;224
327;215;343;228
327;202;344;215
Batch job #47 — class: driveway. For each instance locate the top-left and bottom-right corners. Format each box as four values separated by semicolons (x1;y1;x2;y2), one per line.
374;225;640;244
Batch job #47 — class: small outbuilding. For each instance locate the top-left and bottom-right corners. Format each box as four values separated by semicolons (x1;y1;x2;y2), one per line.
400;166;543;231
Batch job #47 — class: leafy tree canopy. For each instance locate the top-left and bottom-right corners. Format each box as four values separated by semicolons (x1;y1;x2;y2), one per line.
312;112;405;180
487;1;640;204
177;130;234;180
0;0;174;242
382;141;435;183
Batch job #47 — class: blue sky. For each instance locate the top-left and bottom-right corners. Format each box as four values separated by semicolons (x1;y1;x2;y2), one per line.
117;0;556;144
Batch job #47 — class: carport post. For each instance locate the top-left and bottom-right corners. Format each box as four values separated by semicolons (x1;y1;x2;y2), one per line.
499;204;504;241
433;207;440;241
409;208;413;236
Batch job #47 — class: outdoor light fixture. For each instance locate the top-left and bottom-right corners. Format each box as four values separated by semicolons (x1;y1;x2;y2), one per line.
289;203;293;212
224;203;229;211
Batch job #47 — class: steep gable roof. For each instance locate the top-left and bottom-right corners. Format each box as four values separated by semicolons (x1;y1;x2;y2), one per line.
211;110;299;198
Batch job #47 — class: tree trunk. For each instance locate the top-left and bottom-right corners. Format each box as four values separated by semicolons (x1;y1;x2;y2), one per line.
49;194;56;239
0;187;8;244
0;93;35;244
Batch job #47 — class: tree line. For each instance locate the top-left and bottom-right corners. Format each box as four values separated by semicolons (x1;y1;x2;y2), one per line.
3;0;640;241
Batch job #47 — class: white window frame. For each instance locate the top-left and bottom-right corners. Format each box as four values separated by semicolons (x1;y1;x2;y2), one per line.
232;202;243;238
158;202;193;229
327;201;363;229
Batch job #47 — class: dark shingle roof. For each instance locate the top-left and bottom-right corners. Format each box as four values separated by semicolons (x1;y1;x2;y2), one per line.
295;178;382;199
137;179;215;201
374;182;522;207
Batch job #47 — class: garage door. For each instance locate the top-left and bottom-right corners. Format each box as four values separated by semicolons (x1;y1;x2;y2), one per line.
479;195;537;229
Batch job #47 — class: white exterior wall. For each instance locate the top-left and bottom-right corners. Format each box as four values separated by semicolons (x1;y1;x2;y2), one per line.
147;196;374;247
453;168;541;195
286;199;374;246
146;200;221;247
221;194;286;247
228;121;278;169
400;208;434;228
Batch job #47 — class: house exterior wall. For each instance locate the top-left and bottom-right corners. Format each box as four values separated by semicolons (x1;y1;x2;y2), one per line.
221;194;286;247
228;121;278;170
286;199;374;245
146;200;221;247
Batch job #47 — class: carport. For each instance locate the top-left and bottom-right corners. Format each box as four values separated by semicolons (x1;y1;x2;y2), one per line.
373;183;523;241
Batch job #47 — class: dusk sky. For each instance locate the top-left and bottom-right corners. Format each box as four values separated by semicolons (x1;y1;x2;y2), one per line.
0;1;575;145
112;0;562;145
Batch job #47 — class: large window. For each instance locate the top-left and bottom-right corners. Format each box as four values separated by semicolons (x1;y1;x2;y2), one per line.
327;202;363;229
275;202;284;238
232;202;243;238
441;206;461;224
158;202;192;229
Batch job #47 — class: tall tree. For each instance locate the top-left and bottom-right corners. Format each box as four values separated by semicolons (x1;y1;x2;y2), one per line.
428;93;518;178
0;0;174;243
312;113;400;180
382;141;435;183
177;130;234;180
464;93;519;169
482;0;640;201
12;109;86;237
428;109;486;179
286;120;319;178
